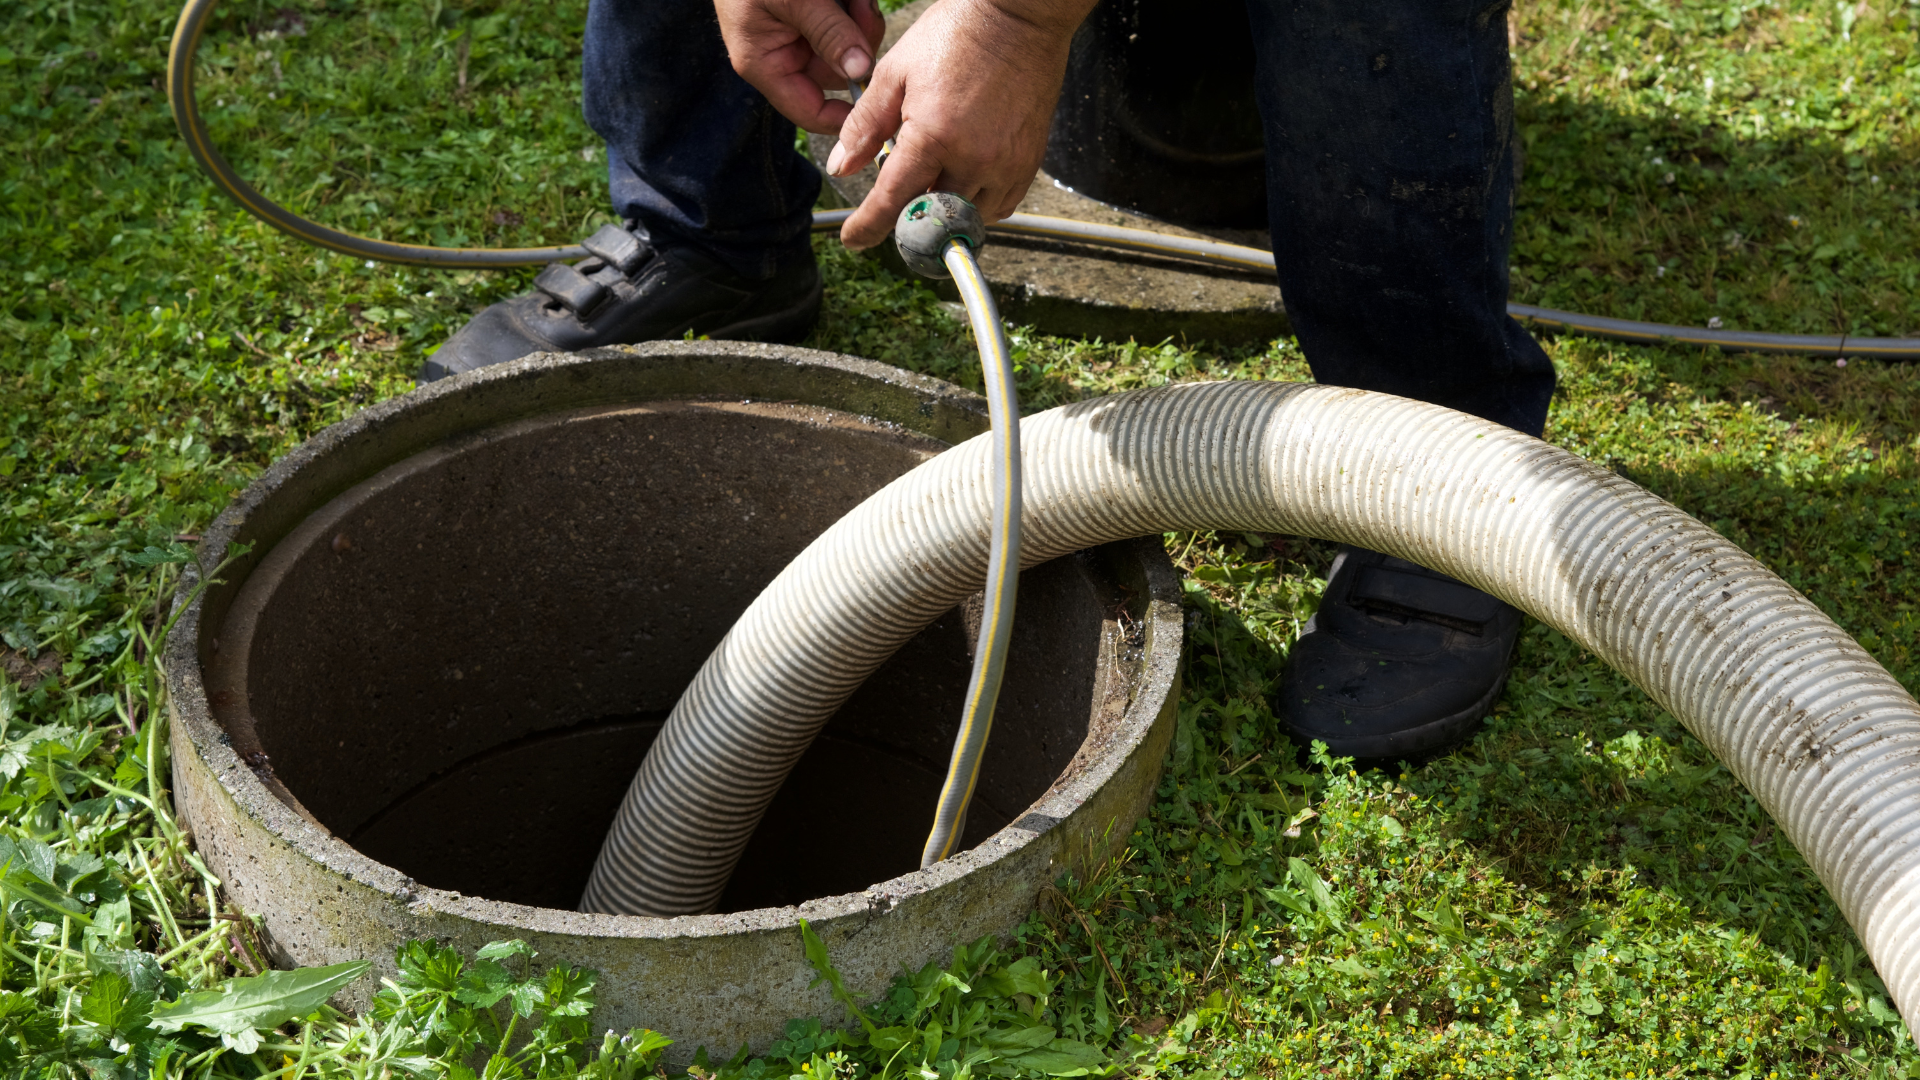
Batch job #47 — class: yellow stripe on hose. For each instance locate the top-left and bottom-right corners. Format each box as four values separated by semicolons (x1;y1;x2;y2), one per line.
921;237;1024;868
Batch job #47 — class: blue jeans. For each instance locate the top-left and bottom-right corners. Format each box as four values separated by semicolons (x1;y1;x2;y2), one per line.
582;0;820;282
583;0;1555;435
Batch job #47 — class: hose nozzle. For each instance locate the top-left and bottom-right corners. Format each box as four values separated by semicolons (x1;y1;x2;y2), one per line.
894;193;987;278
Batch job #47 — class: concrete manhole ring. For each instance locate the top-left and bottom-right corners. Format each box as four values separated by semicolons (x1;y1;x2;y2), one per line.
165;341;1184;1057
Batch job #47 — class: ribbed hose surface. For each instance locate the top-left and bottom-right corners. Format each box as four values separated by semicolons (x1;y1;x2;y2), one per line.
579;381;1920;1036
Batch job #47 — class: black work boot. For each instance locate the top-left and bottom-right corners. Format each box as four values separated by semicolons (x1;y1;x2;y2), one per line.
1275;546;1522;766
421;223;822;381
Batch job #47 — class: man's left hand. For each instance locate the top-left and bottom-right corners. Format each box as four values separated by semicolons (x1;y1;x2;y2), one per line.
714;0;887;135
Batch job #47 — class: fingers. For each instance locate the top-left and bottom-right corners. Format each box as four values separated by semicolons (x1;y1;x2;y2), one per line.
817;0;1069;249
987;179;1031;222
837;120;1038;248
831;71;1040;246
930;168;981;205
845;0;887;55
840;134;945;248
781;0;876;81
753;66;856;133
802;51;845;90
716;0;877;131
808;97;855;133
830;60;905;177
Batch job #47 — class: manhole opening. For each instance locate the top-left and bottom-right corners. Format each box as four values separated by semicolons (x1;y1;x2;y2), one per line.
207;399;1136;914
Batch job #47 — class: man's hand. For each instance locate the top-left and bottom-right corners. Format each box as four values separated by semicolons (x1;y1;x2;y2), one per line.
825;0;1093;248
714;0;887;135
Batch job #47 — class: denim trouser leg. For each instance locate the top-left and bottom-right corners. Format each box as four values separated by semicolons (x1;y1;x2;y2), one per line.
582;0;819;281
1246;0;1555;437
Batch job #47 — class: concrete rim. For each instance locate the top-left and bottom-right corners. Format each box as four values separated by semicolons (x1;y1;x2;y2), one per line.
164;341;1182;957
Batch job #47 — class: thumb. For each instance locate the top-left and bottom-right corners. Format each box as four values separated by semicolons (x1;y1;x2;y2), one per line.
783;0;876;80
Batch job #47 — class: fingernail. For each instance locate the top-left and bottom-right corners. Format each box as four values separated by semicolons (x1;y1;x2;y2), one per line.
841;47;871;82
825;141;848;176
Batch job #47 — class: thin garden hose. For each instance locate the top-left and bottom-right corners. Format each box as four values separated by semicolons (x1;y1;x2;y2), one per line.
166;0;1920;355
167;0;588;266
921;236;1022;869
812;208;1920;359
580;378;1920;1047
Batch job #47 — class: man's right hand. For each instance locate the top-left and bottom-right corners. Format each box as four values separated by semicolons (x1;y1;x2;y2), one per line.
714;0;887;135
717;0;1097;251
823;0;1092;249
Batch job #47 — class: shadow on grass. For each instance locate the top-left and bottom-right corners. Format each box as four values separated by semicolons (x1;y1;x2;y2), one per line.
1506;0;1917;341
1510;97;1917;341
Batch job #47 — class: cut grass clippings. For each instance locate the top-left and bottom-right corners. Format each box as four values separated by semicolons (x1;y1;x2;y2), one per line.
3;0;1920;1075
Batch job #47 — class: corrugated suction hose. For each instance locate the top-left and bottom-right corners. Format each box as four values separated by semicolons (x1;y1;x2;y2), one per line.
580;379;1920;1043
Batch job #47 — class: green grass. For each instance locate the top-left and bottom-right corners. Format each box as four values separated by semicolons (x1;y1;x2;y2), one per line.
4;0;1920;1075
1508;0;1919;337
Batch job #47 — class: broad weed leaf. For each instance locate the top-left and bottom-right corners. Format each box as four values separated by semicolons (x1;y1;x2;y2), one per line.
1003;1037;1105;1076
540;965;596;1018
0;990;59;1049
475;939;533;962
455;959;517;1009
982;1025;1054;1052
1000;957;1049;999
629;1029;674;1057
507;979;544;1019
150;960;370;1036
1328;956;1376;979
1286;857;1340;917
1;858;94;923
1413;894;1468;941
88;949;167;996
393;938;465;994
0;989;41;1022
222;1028;262;1055
14;836;58;884
1260;886;1313;918
79;968;156;1047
